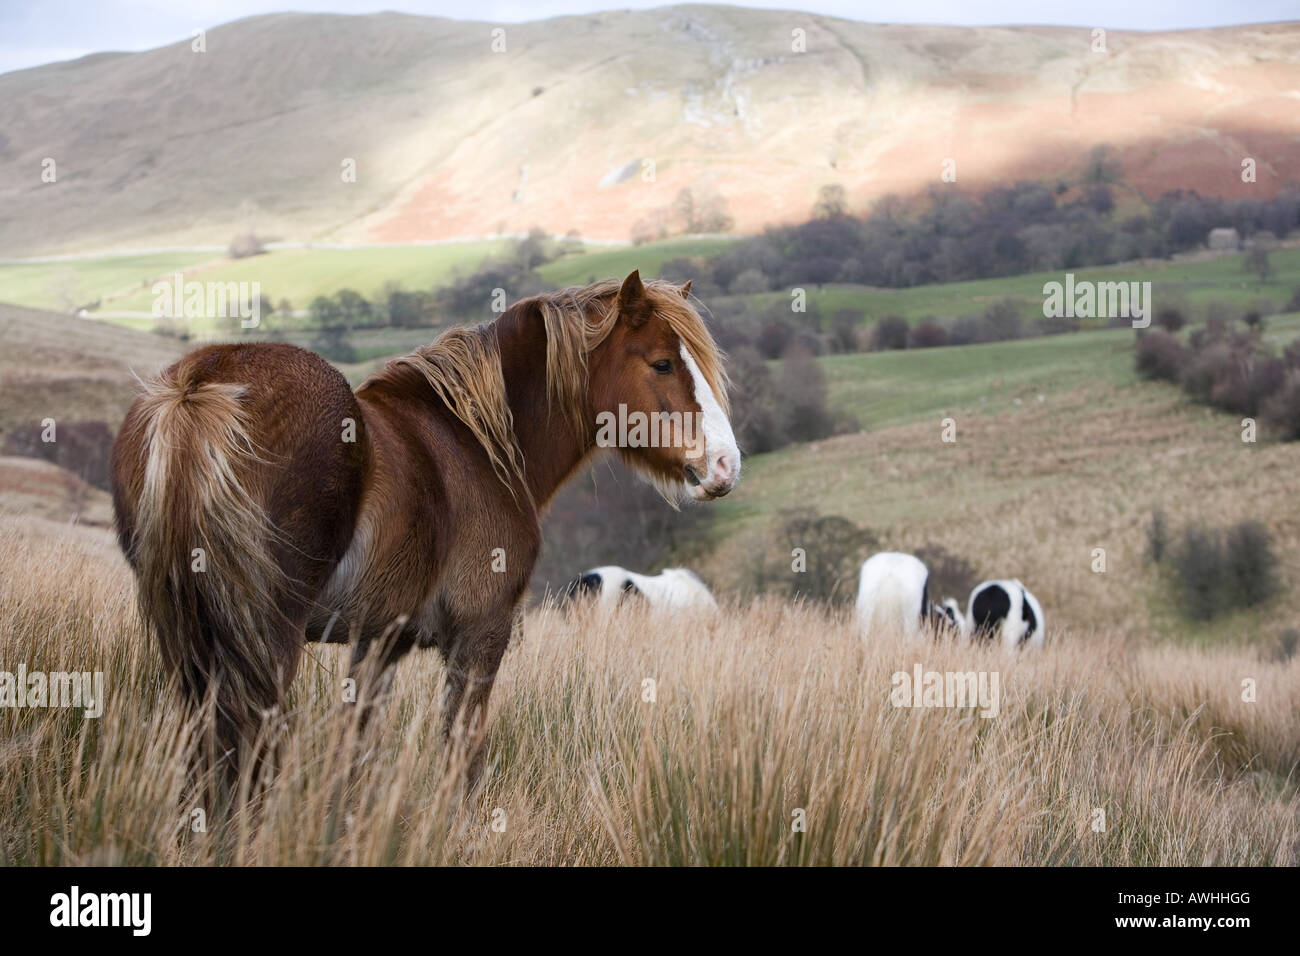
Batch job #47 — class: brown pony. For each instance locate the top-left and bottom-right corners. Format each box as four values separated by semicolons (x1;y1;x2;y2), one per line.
111;271;740;779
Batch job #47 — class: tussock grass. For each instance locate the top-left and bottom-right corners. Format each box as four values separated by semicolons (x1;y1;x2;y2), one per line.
1;515;1296;866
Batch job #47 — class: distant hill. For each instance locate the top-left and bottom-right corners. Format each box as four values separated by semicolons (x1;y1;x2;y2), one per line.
0;8;1297;255
0;302;180;435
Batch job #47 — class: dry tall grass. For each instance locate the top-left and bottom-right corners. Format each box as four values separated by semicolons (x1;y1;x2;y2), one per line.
1;514;1296;866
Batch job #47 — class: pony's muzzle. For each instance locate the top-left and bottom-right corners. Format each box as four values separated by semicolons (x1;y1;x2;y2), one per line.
686;451;739;500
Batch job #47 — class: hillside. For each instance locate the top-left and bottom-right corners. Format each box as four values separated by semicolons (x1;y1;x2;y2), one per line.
0;280;1295;650
0;302;181;435
0;456;113;527
703;321;1300;647
1;8;1297;255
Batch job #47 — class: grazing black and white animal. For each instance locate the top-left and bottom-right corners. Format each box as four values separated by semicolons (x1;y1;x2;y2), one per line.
856;552;932;641
928;597;965;636
563;566;718;611
966;579;1045;650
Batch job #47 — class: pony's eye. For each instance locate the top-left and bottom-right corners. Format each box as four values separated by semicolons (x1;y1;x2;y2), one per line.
652;359;673;374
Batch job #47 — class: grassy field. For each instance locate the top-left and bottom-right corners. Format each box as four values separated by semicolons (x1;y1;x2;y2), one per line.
537;237;739;288
820;312;1296;431
84;241;512;320
722;247;1300;325
1;514;1296;866
0;252;219;313
820;327;1137;430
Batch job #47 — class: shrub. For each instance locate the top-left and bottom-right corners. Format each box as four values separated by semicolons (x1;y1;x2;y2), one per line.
514;227;557;270
1170;520;1279;621
729;268;771;295
1222;520;1279;609
1179;342;1233;406
1171;524;1225;622
726;346;785;454
775;353;837;442
1039;314;1080;336
439;258;551;318
912;544;978;602
981;300;1023;341
1262;373;1300;440
871;316;909;351
1155;307;1187;332
1134;330;1188;383
908;322;949;349
827;310;864;353
386;289;435;328
1201;349;1283;417
1190;316;1230;351
756;320;794;360
309;295;343;328
1146;508;1168;564
1232;356;1285;417
1245;247;1273;283
772;508;878;603
1140;317;1293;433
228;233;265;259
310;326;357;363
947;315;985;346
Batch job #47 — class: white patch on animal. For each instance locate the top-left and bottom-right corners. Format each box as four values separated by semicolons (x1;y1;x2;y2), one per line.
319;512;372;610
856;552;929;642
680;344;740;500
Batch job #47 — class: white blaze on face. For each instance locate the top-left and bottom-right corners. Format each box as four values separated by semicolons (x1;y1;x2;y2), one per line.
680;344;740;500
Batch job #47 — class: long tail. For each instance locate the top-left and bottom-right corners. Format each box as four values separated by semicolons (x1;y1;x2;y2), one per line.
122;363;289;772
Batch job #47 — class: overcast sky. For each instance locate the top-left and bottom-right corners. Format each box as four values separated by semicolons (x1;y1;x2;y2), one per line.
3;0;1296;75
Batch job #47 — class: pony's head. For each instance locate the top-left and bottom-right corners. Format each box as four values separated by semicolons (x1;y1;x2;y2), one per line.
583;271;740;503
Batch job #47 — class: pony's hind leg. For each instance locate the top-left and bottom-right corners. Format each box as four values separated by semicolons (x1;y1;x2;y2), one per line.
345;618;415;737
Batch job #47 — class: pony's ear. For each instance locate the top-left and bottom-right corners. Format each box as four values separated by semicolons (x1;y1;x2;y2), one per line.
678;279;692;299
618;270;651;328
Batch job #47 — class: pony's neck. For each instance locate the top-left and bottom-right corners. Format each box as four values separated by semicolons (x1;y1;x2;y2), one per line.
490;301;595;509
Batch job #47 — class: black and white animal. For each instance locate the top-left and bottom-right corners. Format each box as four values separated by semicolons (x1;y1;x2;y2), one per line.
857;552;967;641
965;579;1045;650
855;552;931;641
563;566;718;611
928;596;966;636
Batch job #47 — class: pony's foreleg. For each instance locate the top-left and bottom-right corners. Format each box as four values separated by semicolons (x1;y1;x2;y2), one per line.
438;615;512;786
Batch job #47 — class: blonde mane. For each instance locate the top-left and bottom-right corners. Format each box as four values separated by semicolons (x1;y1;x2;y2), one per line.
386;328;528;498
365;277;729;502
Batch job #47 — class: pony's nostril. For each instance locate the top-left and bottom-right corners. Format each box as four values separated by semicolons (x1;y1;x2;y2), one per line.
684;465;701;487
